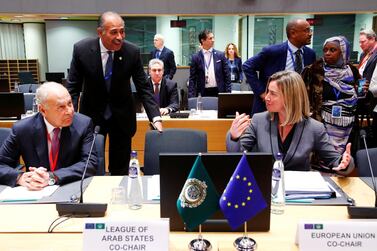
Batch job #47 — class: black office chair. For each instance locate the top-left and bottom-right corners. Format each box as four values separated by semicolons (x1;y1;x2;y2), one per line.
95;134;106;175
18;71;37;85
23;93;35;111
143;128;207;175
188;97;218;110
356;148;377;177
17;84;40;93
0;127;11;147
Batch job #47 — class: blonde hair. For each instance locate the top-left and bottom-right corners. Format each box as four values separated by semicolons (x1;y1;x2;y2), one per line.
266;70;310;125
224;43;240;59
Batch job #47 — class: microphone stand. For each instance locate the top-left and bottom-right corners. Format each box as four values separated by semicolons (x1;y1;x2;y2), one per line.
348;130;377;218
56;126;107;217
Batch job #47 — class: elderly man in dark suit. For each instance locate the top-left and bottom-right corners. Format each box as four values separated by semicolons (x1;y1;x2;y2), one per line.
148;59;179;115
188;29;231;98
67;11;162;175
150;34;177;80
0;82;97;189
243;18;316;115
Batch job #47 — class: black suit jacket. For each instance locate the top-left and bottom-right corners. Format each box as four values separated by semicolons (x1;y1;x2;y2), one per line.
67;37;160;137
360;50;377;81
149;78;179;112
150;47;177;80
0;113;97;187
188;49;231;98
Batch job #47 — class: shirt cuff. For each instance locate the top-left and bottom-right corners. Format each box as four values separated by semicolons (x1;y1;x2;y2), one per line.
152;116;162;123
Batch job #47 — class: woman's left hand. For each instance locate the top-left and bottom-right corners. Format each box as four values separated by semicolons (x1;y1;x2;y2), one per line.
333;143;351;171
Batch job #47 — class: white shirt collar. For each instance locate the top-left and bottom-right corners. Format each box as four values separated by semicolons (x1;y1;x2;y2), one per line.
287;40;302;53
99;38;113;54
43;118;61;135
202;48;213;54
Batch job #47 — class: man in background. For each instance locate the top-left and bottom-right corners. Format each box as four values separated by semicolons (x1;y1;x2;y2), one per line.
148;59;179;115
67;11;162;175
0;82;97;189
243;18;316;115
151;34;177;80
188;29;231;98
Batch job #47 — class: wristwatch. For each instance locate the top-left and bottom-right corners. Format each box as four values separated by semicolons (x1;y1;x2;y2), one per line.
48;172;57;186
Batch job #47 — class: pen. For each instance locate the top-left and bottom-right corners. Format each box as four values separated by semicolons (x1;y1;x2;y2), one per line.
1;199;38;203
286;199;314;204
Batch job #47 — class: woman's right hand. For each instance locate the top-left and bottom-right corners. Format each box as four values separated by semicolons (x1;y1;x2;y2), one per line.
230;112;251;140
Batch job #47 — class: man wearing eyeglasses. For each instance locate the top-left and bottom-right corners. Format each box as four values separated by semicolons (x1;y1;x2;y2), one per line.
148;59;179;115
243;18;316;115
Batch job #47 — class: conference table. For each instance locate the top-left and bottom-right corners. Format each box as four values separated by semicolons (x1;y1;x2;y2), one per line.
0;176;374;250
0;112;233;167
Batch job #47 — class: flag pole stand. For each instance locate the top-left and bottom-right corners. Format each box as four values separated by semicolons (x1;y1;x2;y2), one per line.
233;222;257;250
188;224;212;251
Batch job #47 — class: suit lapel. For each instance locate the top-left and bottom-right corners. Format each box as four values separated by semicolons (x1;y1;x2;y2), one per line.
270;117;280;158
58;126;72;169
284;119;305;164
280;42;288;70
33;115;49;169
199;51;205;70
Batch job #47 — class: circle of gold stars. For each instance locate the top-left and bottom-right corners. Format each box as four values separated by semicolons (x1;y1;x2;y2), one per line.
222;175;253;209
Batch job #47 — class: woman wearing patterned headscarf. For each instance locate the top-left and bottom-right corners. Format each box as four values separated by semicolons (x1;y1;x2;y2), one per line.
302;36;360;154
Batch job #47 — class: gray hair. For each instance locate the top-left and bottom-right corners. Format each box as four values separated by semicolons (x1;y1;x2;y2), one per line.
149;58;164;69
154;34;165;44
360;29;376;40
98;11;124;29
35;82;66;107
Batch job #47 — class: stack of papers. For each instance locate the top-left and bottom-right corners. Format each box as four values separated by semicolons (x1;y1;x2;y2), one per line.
0;185;59;202
285;171;334;200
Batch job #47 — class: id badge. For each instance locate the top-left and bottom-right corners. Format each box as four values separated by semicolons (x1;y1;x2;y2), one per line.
205;70;209;84
331;105;342;118
231;73;235;81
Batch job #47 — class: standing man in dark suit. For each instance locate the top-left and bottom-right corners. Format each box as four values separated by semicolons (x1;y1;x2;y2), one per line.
188;29;231;98
0;82;97;189
67;11;162;175
243;18;316;115
150;34;177;80
148;59;179;115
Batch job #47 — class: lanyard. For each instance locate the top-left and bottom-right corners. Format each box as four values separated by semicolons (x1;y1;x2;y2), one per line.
46;130;59;172
204;51;212;71
332;87;341;101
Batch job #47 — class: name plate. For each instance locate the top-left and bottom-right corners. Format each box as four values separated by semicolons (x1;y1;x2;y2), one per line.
297;220;377;251
83;219;169;251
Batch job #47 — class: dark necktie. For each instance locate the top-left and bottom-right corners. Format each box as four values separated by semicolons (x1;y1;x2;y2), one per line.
104;51;113;119
156;50;161;59
294;50;303;73
105;51;113;92
50;128;60;171
154;83;160;104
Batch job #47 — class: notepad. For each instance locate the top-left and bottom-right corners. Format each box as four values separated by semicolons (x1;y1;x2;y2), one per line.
285;171;334;200
0;185;59;202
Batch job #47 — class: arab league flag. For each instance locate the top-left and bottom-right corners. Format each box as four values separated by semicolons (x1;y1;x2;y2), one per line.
219;154;267;230
176;155;220;230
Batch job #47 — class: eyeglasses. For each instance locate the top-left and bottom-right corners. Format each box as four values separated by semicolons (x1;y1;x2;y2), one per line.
151;69;163;72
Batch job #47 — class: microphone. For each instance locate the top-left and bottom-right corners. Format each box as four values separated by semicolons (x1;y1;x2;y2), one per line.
348;129;377;218
56;125;107;217
28;83;33;93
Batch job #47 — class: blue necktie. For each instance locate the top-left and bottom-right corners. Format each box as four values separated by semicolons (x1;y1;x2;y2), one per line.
104;51;113;119
156;50;161;59
105;51;113;92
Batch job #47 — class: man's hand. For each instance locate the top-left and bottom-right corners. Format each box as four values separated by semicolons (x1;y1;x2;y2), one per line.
17;167;49;190
160;108;170;116
153;121;163;132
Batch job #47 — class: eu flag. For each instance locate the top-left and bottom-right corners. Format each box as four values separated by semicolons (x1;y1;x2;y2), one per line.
176;155;220;230
219;154;267;230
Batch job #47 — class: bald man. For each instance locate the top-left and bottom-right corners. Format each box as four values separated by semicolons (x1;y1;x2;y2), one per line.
243;18;316;115
0;82;97;189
